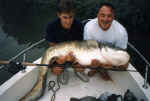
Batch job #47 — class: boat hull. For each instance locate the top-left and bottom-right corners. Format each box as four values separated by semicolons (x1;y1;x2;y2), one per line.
0;58;150;101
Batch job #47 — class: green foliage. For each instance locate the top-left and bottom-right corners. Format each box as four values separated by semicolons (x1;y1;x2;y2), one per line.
0;0;149;34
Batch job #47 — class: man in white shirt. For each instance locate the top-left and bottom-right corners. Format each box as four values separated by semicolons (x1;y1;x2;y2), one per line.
84;2;128;49
83;2;128;79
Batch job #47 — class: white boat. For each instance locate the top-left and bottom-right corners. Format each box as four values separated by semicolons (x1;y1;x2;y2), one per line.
0;39;150;101
0;54;150;101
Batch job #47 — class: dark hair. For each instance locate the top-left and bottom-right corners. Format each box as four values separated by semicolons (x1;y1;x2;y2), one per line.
57;0;76;13
99;2;115;12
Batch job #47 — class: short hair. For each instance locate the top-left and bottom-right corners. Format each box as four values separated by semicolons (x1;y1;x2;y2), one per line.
57;0;76;13
99;2;115;12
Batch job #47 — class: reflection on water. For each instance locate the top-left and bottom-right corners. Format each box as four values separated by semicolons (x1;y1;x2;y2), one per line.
0;0;150;85
0;1;57;84
0;19;48;85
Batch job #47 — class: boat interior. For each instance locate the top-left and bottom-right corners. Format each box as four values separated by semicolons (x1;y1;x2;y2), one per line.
0;58;150;101
0;40;150;101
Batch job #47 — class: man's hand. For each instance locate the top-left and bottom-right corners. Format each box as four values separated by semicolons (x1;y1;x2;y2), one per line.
52;66;64;75
49;42;56;46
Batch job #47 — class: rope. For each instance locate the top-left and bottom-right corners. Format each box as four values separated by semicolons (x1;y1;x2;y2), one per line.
57;69;69;85
48;67;70;101
74;71;89;82
48;76;61;101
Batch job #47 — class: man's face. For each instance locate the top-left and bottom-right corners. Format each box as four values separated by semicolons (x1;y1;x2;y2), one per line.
97;5;114;31
57;12;74;29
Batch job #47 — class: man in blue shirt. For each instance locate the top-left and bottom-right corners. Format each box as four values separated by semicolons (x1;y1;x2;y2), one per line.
45;0;86;80
45;0;83;46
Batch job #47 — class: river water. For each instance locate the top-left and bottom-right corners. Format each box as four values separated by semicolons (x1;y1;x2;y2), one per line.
0;0;150;85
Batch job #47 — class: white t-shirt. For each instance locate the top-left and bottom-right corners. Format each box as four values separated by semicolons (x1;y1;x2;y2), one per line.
84;18;128;49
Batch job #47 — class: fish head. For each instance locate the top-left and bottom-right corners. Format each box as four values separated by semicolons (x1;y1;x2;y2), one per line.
98;42;130;67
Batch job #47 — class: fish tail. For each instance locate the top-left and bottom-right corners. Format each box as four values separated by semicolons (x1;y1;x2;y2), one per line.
33;71;48;101
20;67;48;101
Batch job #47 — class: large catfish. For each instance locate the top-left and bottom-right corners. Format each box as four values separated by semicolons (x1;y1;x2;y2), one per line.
21;40;130;101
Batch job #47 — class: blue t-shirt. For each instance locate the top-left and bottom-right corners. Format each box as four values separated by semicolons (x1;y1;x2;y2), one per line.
45;18;83;43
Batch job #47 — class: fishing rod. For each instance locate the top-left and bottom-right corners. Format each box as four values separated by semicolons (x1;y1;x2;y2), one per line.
0;60;137;72
0;38;46;70
9;39;46;62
